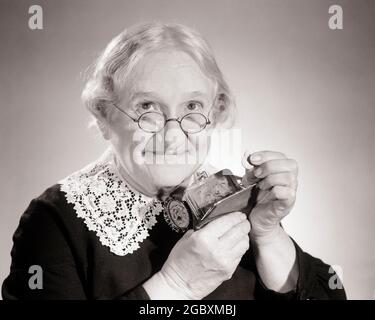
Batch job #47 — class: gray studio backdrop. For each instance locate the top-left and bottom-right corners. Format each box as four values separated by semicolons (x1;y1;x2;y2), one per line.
1;0;374;299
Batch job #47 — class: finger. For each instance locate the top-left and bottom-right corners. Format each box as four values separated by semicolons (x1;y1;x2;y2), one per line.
252;159;298;179
219;219;251;245
257;186;296;205
230;237;250;259
242;152;260;186
242;150;254;170
242;168;260;186
272;199;295;212
242;150;287;185
241;153;259;186
257;172;298;191
246;150;287;166
201;211;247;238
224;256;242;279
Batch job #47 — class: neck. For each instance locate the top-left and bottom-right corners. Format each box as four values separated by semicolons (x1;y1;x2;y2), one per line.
113;156;158;198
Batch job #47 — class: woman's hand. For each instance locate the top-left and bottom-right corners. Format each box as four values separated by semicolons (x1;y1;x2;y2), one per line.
242;150;298;240
144;212;250;300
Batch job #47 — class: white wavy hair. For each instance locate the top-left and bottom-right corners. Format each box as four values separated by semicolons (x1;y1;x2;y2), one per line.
82;21;236;129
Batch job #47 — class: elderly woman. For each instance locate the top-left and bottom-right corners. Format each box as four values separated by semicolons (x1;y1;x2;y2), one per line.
2;22;345;300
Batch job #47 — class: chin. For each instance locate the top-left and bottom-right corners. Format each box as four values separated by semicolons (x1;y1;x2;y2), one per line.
147;163;197;188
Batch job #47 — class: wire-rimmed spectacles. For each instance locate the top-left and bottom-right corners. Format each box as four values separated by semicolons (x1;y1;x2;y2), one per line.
111;103;212;134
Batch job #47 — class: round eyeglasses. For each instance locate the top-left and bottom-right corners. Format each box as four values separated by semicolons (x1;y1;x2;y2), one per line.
111;103;211;134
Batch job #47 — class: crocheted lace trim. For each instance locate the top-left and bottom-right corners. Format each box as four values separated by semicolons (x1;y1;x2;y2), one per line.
59;149;164;256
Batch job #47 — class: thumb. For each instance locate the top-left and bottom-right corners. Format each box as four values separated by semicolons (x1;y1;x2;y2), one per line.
242;168;261;187
242;151;259;186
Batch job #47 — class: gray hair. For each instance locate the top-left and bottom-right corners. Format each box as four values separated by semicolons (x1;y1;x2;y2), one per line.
82;21;236;128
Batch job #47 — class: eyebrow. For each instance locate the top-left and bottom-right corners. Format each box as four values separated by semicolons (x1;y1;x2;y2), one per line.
129;91;159;101
129;91;209;102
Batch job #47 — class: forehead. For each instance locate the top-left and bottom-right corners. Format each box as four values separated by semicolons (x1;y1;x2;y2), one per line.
126;50;216;99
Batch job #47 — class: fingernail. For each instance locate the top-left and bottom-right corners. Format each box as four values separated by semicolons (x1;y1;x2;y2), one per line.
242;152;253;169
254;167;262;177
250;154;262;163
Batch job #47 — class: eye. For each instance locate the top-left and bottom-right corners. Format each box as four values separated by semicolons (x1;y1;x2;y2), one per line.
186;101;204;112
135;101;160;113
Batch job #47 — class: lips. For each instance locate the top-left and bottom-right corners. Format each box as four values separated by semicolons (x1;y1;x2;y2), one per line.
164;149;187;156
144;149;187;156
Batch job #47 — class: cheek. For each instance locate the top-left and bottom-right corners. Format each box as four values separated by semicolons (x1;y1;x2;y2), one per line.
111;124;150;163
111;124;132;149
189;132;211;157
129;130;156;156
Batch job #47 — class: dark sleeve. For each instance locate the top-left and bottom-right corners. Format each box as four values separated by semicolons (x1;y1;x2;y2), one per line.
114;286;150;300
250;238;347;300
1;197;89;299
2;192;151;300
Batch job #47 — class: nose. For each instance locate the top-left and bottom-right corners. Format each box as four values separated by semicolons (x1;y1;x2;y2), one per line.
162;118;186;151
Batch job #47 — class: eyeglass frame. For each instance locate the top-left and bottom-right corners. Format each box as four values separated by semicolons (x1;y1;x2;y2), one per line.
111;102;213;134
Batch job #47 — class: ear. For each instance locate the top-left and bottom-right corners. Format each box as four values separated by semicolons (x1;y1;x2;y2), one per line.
211;94;230;127
97;119;111;140
88;102;111;140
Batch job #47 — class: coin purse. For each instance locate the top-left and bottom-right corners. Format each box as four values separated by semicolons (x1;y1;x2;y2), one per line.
164;169;259;232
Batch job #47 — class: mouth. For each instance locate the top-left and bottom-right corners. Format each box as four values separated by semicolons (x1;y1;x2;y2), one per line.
142;150;189;165
144;150;187;156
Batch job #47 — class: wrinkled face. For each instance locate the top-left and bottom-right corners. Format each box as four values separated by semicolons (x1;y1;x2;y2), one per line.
108;50;216;196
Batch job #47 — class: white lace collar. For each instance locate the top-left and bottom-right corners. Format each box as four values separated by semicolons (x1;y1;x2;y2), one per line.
59;148;165;256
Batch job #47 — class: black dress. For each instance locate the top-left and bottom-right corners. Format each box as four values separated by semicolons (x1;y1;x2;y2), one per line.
1;151;346;300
